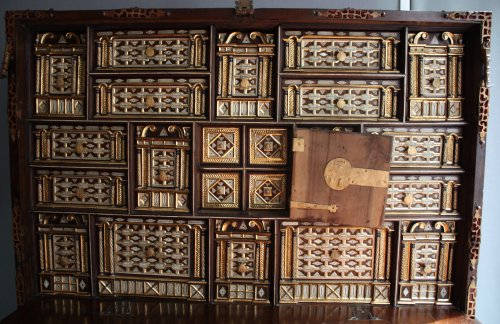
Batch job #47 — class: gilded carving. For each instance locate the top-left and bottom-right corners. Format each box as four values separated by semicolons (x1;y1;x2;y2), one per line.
215;220;271;303
216;32;275;118
202;127;240;164
35;32;86;117
248;174;287;209
314;9;385;19
136;125;191;211
398;221;456;305
284;31;399;72
249;128;288;165
202;173;240;209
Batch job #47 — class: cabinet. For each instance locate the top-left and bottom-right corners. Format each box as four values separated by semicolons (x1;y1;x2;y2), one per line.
3;7;491;319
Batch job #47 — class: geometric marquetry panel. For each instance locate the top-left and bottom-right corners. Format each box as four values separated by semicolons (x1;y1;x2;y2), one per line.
215;219;271;303
136;125;191;211
97;217;207;300
37;213;90;295
34;32;86;117
248;173;286;210
201;173;240;209
249;128;288;165
202;127;240;164
398;221;456;305
408;32;464;121
279;221;393;304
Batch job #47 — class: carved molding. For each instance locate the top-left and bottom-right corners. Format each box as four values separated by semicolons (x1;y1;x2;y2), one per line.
314;8;385;19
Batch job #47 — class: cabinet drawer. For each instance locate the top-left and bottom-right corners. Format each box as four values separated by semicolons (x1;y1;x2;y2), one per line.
96;29;209;70
35;170;126;209
283;31;399;72
386;175;460;215
283;79;399;120
95;78;207;118
97;217;207;300
366;127;462;168
34;124;126;164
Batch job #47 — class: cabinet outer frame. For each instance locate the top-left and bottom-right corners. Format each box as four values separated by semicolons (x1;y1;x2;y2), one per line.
2;8;490;319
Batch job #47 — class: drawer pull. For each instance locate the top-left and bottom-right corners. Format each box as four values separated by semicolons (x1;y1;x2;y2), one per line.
145;46;155;57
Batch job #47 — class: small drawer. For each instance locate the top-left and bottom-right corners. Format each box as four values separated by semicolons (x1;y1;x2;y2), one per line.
95;78;207;118
97;217;207;301
283;79;400;120
248;173;287;210
283;30;399;73
95;29;209;70
366;127;462;168
201;172;240;209
35;169;126;209
386;175;460;215
215;219;272;303
34;124;126;164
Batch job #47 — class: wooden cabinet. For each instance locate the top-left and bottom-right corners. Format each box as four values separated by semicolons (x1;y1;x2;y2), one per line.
3;7;491;319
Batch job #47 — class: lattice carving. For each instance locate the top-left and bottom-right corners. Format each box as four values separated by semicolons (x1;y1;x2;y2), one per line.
95;78;206;117
101;8;168;18
284;79;399;120
408;32;464;121
217;32;275;118
97;217;206;300
366;127;462;168
284;31;399;72
96;29;208;70
280;222;393;304
314;9;385;19
136;125;191;211
386;175;460;215
215;220;271;303
201;173;240;209
34;32;86;117
202;127;240;164
34;125;126;163
37;213;89;295
399;221;456;305
248;174;287;209
249;128;288;165
35;170;126;208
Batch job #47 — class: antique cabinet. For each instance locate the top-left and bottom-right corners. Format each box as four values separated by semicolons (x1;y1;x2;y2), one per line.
2;7;491;319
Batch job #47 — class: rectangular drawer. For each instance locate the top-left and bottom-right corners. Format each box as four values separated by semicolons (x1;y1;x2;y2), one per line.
34;124;126;164
283;79;399;120
96;29;209;70
97;217;207;300
95;78;207;118
283;31;399;72
366;127;462;168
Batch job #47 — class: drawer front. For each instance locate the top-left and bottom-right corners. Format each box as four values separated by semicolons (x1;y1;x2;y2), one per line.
34;124;126;164
366;127;461;168
248;128;288;165
97;217;206;300
202;127;241;164
386;175;460;215
96;30;208;70
136;125;191;211
201;172;240;209
36;170;126;209
35;32;86;117
215;219;272;303
283;31;399;72
279;222;393;304
398;221;456;305
248;173;287;210
37;213;90;295
95;78;207;118
283;80;399;120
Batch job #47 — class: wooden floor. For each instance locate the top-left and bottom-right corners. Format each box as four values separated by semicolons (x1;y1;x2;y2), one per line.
1;298;478;324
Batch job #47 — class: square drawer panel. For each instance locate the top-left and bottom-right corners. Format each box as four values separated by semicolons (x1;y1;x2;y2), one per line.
33;124;126;164
97;217;207;301
283;79;399;120
386;175;460;215
136;125;191;211
398;221;456;305
34;32;86;117
215;219;272;303
95;78;207;118
35;170;126;209
283;30;400;72
248;173;287;210
279;221;393;304
95;29;209;70
37;213;90;296
202;127;241;164
201;172;240;209
248;128;288;165
408;32;464;121
216;32;275;119
366;127;462;168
